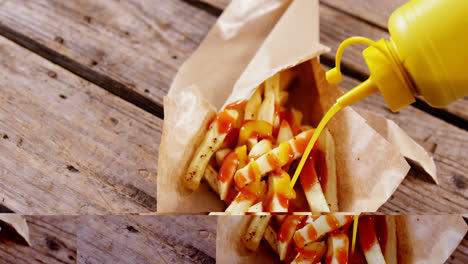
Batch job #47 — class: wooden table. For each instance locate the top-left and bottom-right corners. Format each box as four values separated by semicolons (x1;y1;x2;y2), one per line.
0;215;466;264
0;215;216;264
0;0;466;262
0;0;466;215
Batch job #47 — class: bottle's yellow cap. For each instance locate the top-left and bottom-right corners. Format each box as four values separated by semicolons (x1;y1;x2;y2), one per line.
363;39;415;112
326;37;416;111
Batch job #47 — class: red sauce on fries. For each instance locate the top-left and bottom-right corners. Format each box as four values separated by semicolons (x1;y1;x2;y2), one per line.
335;245;349;264
235;189;258;203
358;216;378;252
375;215;388;253
278;215;304;242
279;110;301;135
218;150;239;182
277;193;289;209
299;152;318;191
266;153;280;170
216;110;236;134
315;149;327;189
295;248;322;263
326;216;340;230
225;99;247;110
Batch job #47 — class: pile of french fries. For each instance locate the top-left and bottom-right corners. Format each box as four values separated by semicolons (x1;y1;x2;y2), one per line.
183;67;338;213
242;214;397;264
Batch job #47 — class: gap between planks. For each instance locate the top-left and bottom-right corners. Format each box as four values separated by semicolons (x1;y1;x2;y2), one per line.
0;22;163;119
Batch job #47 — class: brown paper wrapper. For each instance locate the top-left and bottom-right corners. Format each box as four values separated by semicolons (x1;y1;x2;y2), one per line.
395;215;467;264
216;215;467;264
355;109;437;183
157;0;435;213
0;214;31;246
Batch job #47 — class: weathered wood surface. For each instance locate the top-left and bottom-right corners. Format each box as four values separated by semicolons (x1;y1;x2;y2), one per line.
0;36;161;214
0;215;217;264
451;231;468;264
0;215;78;264
0;0;217;115
321;0;409;29
78;215;216;264
0;0;466;214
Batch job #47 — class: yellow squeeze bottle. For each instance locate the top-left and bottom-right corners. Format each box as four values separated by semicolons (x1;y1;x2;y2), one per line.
290;0;468;190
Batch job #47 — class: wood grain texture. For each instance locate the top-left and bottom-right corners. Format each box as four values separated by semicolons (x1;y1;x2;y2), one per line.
321;0;408;29
0;215;77;264
77;215;216;264
450;233;468;264
0;0;218;112
324;65;468;213
0;36;161;214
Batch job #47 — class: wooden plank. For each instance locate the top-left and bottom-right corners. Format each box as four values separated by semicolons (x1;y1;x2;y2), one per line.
0;36;161;214
322;65;468;213
77;215;216;264
450;233;468;264
321;0;407;29
0;0;218;112
0;215;77;264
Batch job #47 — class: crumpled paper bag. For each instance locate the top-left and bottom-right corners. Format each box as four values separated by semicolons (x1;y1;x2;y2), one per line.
157;0;435;213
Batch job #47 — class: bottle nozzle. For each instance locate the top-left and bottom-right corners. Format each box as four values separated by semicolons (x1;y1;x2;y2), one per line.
326;67;343;84
336;79;379;108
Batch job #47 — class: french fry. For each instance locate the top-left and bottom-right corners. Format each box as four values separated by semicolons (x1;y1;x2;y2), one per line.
279;90;289;106
257;73;279;124
225;181;265;213
358;216;386;264
247;201;263;212
238;120;273;146
264;225;279;254
291;108;303;128
248;139;273;161
225;193;255;214
317;129;338;212
215;148;232;167
184;109;240;191
279;69;297;91
277;215;305;260
247;138;258;151
234;129;315;188
325;233;349;264
244;84;263;121
291;241;327;264
300;125;314;131
242;215;272;251
267;170;295;213
299;151;330;213
218;146;247;201
293;215;354;249
277;120;294;143
204;164;219;194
